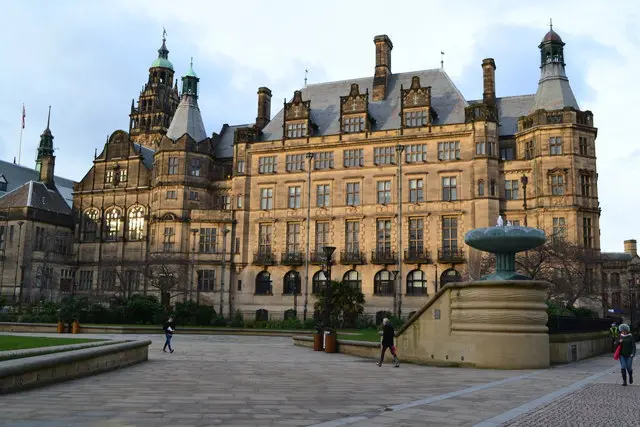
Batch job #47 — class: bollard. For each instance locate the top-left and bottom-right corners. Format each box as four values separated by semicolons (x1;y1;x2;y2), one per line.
72;320;80;334
56;320;64;334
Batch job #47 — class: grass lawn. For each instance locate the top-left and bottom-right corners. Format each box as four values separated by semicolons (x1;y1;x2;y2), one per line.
337;329;381;343
0;335;103;351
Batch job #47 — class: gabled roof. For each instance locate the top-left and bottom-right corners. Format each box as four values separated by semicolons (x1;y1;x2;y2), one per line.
469;95;536;137
216;124;250;159
0;159;75;207
260;69;469;141
132;143;155;168
0;180;71;215
166;94;207;142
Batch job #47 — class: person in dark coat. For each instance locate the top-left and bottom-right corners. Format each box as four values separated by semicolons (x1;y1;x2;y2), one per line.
163;316;175;353
617;323;635;386
377;318;399;367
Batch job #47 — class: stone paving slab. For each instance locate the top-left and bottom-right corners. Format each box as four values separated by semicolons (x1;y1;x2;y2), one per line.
0;332;634;426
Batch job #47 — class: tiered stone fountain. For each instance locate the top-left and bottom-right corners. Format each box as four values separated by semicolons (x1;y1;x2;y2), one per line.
395;217;551;369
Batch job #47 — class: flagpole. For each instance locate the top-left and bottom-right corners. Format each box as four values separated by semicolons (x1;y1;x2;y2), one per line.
18;126;23;166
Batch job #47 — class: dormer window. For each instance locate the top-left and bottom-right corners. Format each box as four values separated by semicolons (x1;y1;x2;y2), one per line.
0;175;7;192
401;76;432;129
340;83;369;134
118;168;128;183
105;170;114;184
284;90;312;139
286;122;307;138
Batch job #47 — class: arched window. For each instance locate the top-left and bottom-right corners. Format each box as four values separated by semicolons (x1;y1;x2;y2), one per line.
127;206;145;240
256;309;269;322
477;180;485;197
255;271;272;295
104;208;121;241
283;271;301;295
374;270;394;296
343;270;361;290
406;270;427;296
82;208;100;242
284;309;297;320
312;270;327;295
440;268;461;287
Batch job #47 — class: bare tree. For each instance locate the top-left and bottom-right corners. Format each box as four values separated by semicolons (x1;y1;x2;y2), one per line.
143;254;190;312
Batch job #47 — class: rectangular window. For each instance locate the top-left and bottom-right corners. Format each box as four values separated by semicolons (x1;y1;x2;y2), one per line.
376;219;392;253
235;237;240;254
286;122;307;138
579;137;588;156
260;188;273;210
409;179;424;203
551;175;564;195
315;222;329;252
286;223;301;253
190;158;201;176
345;221;359;252
118;168;128;183
476;141;485;155
374;146;395;165
101;269;116;291
258;156;277;174
34;226;45;251
285;154;305;172
0;226;4;249
377;181;392;204
78;270;93;291
346;182;360;206
549;137;563;155
9;225;14;243
583;217;593;248
168;157;179;174
314;152;334;170
437;141;461;161
342;116;365;133
189;191;199;201
199;228;217;253
500;148;514;160
105;169;114;184
236;160;245;174
60;269;74;292
505;180;519;200
163;227;175;252
197;270;215;292
581;175;592;196
343;149;364;168
525;140;535;159
123;270;140;292
316;184;330;207
552;217;566;240
258;224;273;253
221;196;231;210
404;110;427;128
288;186;301;209
405;144;427;163
441;177;457;201
442;217;458;250
409;218;424;252
166;190;177;200
477;181;485;196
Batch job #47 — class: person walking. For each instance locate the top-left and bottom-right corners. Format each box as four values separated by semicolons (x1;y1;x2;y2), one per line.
163;316;175;353
610;322;619;352
377;318;399;367
616;323;636;386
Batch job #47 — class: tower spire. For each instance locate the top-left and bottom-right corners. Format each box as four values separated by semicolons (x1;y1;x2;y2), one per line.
36;106;56;186
549;18;553;31
46;105;51;130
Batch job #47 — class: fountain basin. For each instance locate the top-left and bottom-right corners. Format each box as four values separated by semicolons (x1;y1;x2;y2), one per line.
465;226;546;254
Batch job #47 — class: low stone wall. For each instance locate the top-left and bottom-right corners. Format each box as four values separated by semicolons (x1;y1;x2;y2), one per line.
549;331;610;364
292;336;398;364
0;340;151;394
0;322;313;337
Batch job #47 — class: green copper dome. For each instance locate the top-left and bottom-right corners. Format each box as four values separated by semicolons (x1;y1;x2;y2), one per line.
185;59;197;77
151;57;174;70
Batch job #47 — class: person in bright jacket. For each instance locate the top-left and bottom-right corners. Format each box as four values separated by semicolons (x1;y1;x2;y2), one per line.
610;323;619;351
377;318;399;367
617;323;636;386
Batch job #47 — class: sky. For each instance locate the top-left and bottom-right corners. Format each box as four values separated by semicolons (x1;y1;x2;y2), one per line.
0;0;638;252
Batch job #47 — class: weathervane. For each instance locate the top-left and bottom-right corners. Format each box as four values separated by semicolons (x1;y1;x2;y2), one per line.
163;27;167;40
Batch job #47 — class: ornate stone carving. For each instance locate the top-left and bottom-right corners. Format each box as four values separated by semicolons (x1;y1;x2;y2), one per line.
284;91;311;121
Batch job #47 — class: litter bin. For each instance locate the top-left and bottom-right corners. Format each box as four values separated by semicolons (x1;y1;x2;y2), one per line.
72;320;80;334
324;330;337;353
313;332;323;351
56;320;64;334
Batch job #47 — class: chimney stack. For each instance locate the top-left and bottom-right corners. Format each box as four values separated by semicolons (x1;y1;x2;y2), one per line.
482;58;496;106
624;239;638;258
372;35;393;101
255;87;272;130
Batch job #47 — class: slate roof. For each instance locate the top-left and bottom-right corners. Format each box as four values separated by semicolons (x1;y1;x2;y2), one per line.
261;69;469;141
132;143;155;168
0;159;75;207
0;180;71;215
215;124;250;159
601;252;633;262
166;94;208;142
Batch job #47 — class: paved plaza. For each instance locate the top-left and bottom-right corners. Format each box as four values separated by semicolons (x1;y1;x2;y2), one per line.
0;333;638;426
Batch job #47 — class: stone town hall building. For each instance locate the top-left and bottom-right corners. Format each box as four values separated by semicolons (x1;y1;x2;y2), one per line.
1;29;638;320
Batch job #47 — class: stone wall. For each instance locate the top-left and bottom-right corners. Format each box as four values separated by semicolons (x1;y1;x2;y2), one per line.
549;331;610;364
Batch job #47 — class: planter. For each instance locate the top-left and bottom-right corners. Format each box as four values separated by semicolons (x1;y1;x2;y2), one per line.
72;320;80;334
56;321;64;334
313;333;323;351
324;332;337;353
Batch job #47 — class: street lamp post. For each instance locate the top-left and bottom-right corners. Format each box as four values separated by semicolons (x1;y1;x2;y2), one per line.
220;228;230;317
322;246;336;331
13;221;24;304
395;144;405;318
520;175;528;227
303;152;314;320
190;229;198;304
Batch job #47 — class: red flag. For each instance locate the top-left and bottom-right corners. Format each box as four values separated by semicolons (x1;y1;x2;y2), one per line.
21;104;25;129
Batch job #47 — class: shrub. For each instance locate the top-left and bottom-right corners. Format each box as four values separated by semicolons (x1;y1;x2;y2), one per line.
174;300;200;326
212;315;227;327
126;295;164;325
355;314;376;329
230;310;245;328
196;305;216;326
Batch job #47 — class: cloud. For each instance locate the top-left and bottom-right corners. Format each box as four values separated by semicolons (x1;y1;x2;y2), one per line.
1;0;639;251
